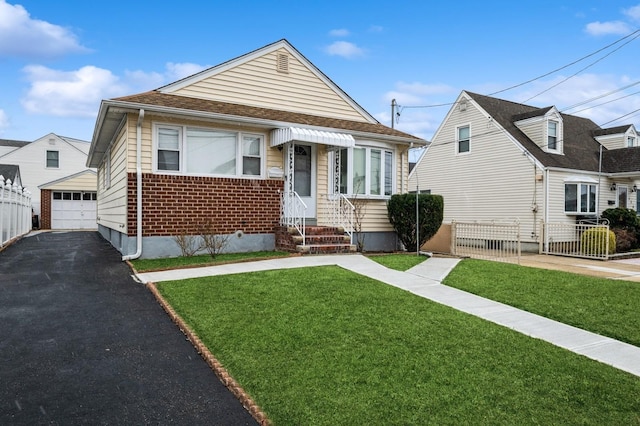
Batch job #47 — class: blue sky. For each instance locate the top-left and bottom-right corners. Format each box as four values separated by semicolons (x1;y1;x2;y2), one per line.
1;0;639;161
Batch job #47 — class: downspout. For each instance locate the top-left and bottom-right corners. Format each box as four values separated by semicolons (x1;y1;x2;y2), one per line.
544;167;550;252
122;109;145;261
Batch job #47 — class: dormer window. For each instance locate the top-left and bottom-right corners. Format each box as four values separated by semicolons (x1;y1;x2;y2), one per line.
628;136;636;147
548;121;558;151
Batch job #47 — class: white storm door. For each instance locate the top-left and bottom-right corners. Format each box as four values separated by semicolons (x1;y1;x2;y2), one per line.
293;144;316;218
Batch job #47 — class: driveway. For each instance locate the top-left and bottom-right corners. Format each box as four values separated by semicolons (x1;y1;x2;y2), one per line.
0;231;257;425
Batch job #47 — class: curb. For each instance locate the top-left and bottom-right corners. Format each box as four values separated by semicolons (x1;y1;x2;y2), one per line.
146;282;271;425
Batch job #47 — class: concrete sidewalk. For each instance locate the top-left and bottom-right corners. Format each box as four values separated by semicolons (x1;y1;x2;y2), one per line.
136;254;640;378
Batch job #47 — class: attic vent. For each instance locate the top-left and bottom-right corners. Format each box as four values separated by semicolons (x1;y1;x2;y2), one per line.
276;53;289;74
458;100;467;112
48;138;56;145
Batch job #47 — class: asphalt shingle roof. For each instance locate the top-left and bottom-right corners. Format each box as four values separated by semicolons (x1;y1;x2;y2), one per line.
114;91;423;141
467;92;606;172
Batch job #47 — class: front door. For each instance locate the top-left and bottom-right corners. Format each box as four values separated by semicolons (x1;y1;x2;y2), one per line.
293;144;316;219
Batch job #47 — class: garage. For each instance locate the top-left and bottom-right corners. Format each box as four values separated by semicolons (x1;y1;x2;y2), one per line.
38;170;98;230
51;191;97;229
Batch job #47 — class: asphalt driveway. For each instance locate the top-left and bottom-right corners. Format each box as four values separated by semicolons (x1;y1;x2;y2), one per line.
0;231;257;425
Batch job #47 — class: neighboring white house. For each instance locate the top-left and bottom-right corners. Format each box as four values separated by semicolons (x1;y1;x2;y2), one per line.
409;90;640;252
0;133;96;229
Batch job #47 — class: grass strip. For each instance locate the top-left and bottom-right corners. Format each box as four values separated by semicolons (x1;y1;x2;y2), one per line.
157;266;640;425
130;251;290;272
444;259;640;347
366;253;429;271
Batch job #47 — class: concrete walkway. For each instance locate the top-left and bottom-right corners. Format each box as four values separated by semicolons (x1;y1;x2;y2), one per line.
136;254;640;378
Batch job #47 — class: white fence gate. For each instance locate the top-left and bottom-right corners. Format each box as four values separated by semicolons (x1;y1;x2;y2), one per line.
541;220;611;260
1;176;32;247
451;220;521;264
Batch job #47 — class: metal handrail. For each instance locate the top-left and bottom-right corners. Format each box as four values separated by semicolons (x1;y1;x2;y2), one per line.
280;190;307;246
323;193;355;244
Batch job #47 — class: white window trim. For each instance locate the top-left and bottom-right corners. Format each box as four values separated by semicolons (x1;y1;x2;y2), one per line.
456;124;471;155
46;150;59;169
152;123;266;179
546;119;563;154
564;181;598;215
628;136;636;148
334;145;396;199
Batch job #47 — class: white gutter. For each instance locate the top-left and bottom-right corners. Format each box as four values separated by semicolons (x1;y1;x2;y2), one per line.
104;100;426;146
122;109;145;261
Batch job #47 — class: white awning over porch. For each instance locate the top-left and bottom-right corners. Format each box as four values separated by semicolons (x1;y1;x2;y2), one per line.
270;127;355;148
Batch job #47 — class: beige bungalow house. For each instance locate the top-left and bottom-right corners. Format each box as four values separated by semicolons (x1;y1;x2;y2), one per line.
87;39;426;259
409;90;640;253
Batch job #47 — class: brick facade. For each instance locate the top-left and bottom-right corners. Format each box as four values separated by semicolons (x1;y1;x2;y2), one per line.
127;173;283;237
39;189;51;229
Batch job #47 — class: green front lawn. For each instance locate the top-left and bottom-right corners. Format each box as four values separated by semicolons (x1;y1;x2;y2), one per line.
443;259;640;347
157;266;640;425
129;251;290;272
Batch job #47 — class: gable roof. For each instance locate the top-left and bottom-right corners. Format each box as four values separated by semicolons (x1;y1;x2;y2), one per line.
593;125;633;137
466;91;604;172
89;40;426;167
158;39;377;124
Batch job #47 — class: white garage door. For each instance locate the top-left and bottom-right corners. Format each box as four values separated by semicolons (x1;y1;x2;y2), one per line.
51;191;97;229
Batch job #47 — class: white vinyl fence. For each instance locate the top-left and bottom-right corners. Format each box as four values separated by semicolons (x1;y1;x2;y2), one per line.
541;220;611;260
1;176;32;247
451;220;521;264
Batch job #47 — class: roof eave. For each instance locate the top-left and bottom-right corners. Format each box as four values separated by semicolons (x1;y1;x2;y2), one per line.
91;99;426;149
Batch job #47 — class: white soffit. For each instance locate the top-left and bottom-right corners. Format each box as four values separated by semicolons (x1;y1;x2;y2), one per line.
270;127;355;148
564;176;598;184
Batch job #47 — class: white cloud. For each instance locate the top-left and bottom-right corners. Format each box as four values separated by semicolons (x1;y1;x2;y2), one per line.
0;0;89;58
21;65;126;117
624;4;640;21
20;61;211;118
329;29;350;37
0;109;9;130
125;62;210;92
324;41;365;59
585;20;633;36
510;73;640;127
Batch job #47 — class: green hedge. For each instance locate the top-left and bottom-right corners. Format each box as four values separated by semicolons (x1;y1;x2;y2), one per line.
387;194;443;252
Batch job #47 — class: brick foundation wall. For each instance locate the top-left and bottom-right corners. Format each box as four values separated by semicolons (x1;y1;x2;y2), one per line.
127;173;283;237
40;189;51;229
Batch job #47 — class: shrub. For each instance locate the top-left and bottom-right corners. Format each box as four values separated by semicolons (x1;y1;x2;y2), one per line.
601;208;640;231
581;228;616;256
612;228;637;252
387;194;444;252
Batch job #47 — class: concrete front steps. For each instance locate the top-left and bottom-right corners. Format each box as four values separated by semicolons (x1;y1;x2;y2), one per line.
276;225;356;254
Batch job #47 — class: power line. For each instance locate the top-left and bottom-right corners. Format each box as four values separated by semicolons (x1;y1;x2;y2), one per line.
521;31;640;103
561;80;640;112
397;28;640;112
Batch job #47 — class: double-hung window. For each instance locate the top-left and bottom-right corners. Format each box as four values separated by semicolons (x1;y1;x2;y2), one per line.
628;136;636;148
338;146;394;197
564;182;597;214
46;150;59;168
154;124;264;177
457;125;470;154
548;121;558;150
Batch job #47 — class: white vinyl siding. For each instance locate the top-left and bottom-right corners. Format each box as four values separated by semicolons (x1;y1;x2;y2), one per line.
172;48;369;122
0;134;92;216
409;96;544;242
